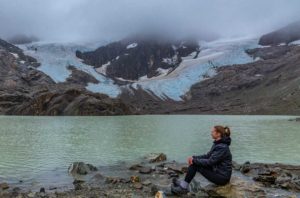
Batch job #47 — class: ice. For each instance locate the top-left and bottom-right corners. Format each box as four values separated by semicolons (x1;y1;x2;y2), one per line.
19;42;121;98
126;43;138;49
129;37;259;101
289;40;300;45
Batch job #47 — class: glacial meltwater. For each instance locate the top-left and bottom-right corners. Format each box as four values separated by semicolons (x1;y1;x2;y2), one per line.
0;115;299;189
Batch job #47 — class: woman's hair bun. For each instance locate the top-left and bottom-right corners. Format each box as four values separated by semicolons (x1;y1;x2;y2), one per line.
224;126;231;137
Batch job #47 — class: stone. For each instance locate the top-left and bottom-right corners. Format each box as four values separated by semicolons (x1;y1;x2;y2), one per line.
130;176;140;183
68;162;98;175
133;183;143;189
142;179;152;186
203;177;266;198
40;187;46;193
240;161;251;174
0;182;9;190
129;164;143;171
139;167;152;174
146;153;167;163
155;191;166;198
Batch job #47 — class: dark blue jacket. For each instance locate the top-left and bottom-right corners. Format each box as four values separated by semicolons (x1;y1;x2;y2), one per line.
192;136;232;179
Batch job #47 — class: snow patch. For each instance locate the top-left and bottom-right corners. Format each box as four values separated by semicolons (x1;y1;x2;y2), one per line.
162;55;178;65
289;40;300;45
126;43;138;49
10;52;19;59
96;61;111;75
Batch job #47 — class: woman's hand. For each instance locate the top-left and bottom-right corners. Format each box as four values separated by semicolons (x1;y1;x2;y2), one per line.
187;157;193;165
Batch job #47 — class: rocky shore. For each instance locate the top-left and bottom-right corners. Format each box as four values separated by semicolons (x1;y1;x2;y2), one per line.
0;153;299;198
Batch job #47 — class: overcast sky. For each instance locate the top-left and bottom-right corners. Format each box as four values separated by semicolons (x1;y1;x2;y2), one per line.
0;0;300;42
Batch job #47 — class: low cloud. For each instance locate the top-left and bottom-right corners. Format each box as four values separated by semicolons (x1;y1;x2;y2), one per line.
0;0;299;42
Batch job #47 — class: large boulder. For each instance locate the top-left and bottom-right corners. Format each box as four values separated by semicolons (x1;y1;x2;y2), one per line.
201;177;266;198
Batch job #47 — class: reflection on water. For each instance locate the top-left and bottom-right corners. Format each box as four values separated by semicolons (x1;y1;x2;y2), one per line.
0;115;299;186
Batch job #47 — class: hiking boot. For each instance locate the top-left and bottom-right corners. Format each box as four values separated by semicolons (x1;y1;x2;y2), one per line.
172;178;181;187
171;183;189;195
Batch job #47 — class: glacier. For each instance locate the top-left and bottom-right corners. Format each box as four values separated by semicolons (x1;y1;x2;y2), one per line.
19;42;121;98
19;37;259;101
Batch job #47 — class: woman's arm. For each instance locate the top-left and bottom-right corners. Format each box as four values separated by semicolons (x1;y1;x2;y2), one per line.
192;145;227;167
192;152;210;160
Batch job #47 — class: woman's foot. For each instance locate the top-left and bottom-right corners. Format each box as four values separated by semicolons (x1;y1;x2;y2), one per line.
171;183;189;195
172;178;181;186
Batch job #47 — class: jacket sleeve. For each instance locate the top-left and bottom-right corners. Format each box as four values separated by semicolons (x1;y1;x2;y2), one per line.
192;145;227;167
192;152;210;160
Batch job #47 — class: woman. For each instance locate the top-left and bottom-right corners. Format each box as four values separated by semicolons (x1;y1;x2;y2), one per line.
171;126;232;195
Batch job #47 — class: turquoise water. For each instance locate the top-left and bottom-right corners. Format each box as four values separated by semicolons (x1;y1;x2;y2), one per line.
0;115;299;188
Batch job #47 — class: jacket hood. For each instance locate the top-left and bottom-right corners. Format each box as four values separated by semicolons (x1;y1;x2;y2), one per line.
214;136;231;146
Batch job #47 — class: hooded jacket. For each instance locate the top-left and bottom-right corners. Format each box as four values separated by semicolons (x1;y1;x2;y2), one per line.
192;136;232;179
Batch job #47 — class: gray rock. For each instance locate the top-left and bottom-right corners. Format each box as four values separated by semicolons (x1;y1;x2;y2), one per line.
68;162;98;175
146;153;167;163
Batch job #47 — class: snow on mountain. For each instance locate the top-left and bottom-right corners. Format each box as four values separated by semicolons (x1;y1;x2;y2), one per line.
19;37;259;101
19;42;121;97
129;37;259;100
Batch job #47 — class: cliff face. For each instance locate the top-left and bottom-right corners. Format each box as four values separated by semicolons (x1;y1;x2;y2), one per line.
76;36;200;81
259;21;300;46
0;39;131;116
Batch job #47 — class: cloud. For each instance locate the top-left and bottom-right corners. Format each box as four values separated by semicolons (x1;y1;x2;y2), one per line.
0;0;299;42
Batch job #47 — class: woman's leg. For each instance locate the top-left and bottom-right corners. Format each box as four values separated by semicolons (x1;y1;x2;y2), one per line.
184;164;199;183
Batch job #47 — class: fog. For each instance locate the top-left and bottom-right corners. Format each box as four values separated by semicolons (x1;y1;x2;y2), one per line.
0;0;300;42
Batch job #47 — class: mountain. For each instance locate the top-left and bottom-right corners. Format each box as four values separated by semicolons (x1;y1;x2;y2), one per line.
259;21;300;46
76;36;200;81
0;38;131;115
1;21;300;115
121;44;300;115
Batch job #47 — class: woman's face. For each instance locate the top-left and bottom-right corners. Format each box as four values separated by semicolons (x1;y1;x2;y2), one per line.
211;127;221;140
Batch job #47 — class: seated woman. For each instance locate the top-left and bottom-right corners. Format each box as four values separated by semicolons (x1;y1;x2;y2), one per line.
171;126;232;195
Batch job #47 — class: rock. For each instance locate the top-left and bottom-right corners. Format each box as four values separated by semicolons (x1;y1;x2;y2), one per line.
0;183;9;190
129;164;143;171
133;183;143;189
40;187;46;193
130;176;140;183
68;162;98;175
139;167;152;174
105;177;129;184
11;187;21;197
275;171;300;191
253;175;276;184
155;191;166;198
240;161;251;174
146;153;167;163
66;65;99;86
27;192;36;198
202;177;266;198
73;179;85;191
142;179;152;186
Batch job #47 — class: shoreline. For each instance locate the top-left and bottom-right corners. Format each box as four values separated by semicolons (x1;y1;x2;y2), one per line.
0;153;299;198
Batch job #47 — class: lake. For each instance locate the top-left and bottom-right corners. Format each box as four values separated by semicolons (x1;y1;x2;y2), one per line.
0;115;299;189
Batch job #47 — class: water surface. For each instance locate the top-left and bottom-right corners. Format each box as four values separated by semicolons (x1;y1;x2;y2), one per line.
0;115;299;188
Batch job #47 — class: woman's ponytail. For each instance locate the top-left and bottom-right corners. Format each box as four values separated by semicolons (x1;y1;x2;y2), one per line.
224;126;231;137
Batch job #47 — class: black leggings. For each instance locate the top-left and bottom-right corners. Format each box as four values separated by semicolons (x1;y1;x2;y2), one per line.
184;164;230;185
